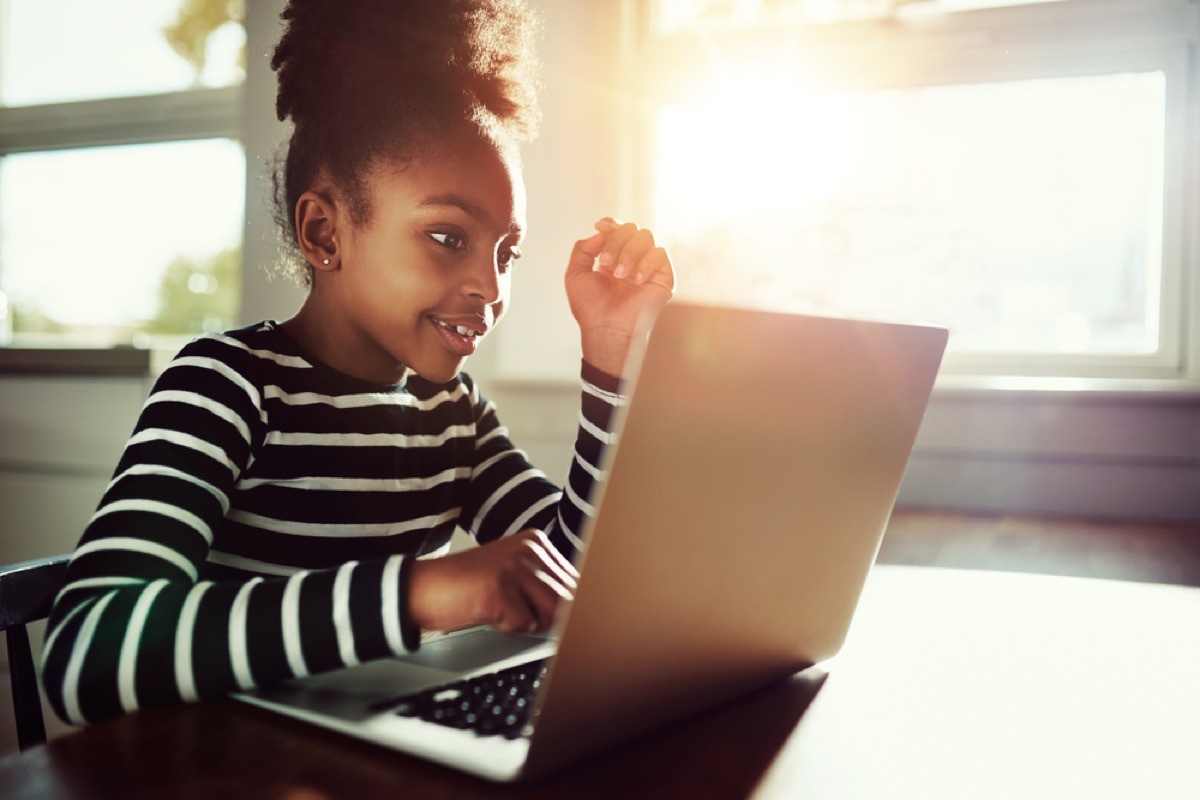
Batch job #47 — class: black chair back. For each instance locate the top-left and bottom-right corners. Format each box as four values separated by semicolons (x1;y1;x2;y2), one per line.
0;555;70;751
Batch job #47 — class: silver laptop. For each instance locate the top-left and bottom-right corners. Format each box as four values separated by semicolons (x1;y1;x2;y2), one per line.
235;302;948;781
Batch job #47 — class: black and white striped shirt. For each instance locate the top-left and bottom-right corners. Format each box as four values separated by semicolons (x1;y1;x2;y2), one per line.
42;321;622;726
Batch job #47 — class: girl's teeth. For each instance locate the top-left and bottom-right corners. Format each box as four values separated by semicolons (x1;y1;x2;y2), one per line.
435;319;476;337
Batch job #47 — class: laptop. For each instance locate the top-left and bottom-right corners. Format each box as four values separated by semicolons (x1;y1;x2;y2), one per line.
235;302;948;781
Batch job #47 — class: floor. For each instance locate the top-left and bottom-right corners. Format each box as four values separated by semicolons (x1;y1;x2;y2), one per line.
879;508;1200;587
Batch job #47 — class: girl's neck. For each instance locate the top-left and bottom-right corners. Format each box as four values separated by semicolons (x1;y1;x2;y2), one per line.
280;298;409;386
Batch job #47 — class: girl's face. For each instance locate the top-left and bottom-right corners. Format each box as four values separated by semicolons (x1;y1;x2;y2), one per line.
326;129;526;384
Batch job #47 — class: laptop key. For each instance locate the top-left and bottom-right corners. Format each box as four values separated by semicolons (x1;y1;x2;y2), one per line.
369;659;548;739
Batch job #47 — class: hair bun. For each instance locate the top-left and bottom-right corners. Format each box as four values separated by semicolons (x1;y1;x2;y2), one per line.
272;0;540;139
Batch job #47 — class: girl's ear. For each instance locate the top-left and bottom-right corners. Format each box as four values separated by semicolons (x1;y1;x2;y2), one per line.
295;190;341;271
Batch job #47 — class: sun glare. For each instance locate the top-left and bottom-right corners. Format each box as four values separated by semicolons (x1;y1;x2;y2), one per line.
651;64;1165;355
654;65;857;245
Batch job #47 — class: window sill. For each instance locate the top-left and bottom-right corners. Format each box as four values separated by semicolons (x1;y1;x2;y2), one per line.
933;374;1200;402
0;346;152;376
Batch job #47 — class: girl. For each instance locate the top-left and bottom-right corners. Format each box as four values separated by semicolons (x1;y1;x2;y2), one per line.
41;0;673;726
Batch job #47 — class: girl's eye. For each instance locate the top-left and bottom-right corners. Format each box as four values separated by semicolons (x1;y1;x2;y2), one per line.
498;246;522;271
429;231;466;251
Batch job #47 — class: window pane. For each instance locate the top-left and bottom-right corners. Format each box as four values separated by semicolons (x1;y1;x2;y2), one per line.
653;72;1165;356
0;0;245;107
656;0;1067;31
0;139;245;345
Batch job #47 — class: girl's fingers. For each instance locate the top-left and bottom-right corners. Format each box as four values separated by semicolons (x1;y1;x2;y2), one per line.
596;222;641;274
591;221;661;280
566;231;608;279
545;538;581;583
576;217;674;289
513;559;567;630
611;228;657;281
506;531;577;632
496;583;538;634
634;246;675;289
525;534;579;590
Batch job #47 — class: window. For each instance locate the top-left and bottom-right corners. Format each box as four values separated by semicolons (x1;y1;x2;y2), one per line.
638;0;1199;385
0;0;246;350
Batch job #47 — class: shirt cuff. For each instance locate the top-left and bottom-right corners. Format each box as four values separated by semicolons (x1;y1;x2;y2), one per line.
396;556;422;652
581;359;624;395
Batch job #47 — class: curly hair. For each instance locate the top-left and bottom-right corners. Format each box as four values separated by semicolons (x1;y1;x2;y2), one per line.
268;0;542;284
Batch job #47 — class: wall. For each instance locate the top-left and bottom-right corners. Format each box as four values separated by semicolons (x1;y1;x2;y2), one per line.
905;390;1200;522
0;374;150;750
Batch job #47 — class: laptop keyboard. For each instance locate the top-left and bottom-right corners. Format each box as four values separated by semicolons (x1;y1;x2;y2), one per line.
368;658;548;739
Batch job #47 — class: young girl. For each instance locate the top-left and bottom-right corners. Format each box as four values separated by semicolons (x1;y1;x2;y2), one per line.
41;0;673;726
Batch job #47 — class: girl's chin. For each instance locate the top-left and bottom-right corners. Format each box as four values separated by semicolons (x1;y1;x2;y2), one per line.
408;357;468;385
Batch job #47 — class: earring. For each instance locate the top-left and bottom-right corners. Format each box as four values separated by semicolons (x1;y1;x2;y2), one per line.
322;258;330;265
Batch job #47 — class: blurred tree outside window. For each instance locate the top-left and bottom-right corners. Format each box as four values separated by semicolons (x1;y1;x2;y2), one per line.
0;0;246;347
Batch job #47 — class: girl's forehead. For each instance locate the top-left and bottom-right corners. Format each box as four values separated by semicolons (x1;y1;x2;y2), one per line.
368;132;527;228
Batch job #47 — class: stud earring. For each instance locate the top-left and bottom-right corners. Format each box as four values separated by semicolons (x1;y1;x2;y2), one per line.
322;258;330;265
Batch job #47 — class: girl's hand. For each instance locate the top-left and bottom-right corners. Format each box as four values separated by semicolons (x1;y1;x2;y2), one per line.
565;218;675;377
407;529;579;635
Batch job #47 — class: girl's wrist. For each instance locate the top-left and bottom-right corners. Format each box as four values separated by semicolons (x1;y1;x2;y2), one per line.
580;328;633;378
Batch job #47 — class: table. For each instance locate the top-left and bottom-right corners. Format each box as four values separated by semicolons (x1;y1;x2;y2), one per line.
4;565;1199;799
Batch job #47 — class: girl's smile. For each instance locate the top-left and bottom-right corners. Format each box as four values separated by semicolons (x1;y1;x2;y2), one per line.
431;313;490;357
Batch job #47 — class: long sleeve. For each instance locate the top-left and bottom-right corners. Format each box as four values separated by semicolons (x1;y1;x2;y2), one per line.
41;331;425;726
458;360;624;560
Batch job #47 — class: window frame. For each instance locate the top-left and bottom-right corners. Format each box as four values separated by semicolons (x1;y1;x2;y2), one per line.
633;0;1200;390
0;87;240;153
0;7;244;375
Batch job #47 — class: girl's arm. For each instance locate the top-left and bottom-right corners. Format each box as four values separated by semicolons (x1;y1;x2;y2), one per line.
457;361;622;560
454;217;671;558
407;362;622;634
40;336;420;726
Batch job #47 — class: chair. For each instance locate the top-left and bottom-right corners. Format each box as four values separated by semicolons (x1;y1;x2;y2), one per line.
0;555;70;751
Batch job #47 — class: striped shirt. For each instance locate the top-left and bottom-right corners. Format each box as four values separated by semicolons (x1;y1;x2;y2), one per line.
41;321;623;726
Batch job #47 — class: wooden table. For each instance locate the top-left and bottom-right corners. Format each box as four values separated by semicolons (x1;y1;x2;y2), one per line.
4;565;1199;799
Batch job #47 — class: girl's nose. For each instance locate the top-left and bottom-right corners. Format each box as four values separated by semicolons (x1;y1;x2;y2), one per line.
465;256;502;304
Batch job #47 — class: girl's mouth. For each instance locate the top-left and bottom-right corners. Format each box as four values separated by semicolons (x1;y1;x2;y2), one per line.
431;316;486;356
434;319;481;337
